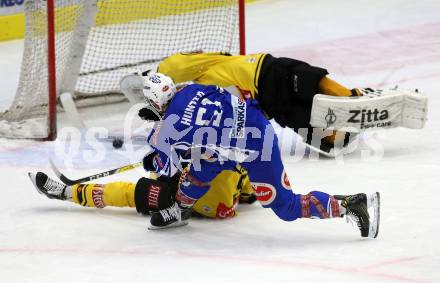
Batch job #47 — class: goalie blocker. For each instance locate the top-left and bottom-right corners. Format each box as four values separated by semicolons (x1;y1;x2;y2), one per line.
310;88;428;131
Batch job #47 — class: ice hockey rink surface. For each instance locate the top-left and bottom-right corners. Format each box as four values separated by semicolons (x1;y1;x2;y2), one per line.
1;0;440;282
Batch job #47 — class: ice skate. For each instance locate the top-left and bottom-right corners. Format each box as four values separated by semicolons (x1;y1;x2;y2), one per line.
335;192;380;238
28;172;68;201
357;87;384;97
149;202;189;230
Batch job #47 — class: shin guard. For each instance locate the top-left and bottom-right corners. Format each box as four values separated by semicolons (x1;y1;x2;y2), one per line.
134;178;174;214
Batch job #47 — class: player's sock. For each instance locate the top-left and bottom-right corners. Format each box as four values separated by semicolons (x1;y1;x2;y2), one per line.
28;172;71;201
318;76;353;97
300;191;342;219
334;193;380;238
71;182;136;208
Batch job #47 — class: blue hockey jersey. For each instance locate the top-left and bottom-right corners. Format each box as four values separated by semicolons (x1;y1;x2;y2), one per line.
146;84;339;221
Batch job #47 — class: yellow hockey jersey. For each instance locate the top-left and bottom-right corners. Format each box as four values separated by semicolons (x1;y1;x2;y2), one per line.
158;52;266;100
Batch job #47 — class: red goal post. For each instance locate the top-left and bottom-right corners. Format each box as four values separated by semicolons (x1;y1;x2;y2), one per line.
0;0;246;140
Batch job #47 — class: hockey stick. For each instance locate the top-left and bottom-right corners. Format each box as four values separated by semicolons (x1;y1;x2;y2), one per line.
59;92;87;130
60;90;153;147
49;158;143;185
78;57;166;77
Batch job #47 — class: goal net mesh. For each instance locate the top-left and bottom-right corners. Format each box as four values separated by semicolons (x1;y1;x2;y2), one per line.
0;0;241;138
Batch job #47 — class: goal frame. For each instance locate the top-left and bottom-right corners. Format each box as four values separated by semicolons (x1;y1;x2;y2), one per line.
45;0;246;141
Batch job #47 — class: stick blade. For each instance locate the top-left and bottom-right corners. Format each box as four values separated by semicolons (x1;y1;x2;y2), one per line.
49;158;76;185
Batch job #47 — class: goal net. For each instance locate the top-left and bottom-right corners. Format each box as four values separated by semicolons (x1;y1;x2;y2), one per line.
0;0;244;139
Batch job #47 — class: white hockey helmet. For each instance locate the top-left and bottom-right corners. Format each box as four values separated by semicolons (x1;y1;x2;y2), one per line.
142;73;176;112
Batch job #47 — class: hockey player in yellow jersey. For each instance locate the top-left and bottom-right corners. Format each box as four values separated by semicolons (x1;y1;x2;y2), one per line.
156;52;362;153
152;52;426;155
28;166;256;219
158;52;266;100
158;52;360;116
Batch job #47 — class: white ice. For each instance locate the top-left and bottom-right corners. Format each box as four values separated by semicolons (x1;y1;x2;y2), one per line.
1;0;440;282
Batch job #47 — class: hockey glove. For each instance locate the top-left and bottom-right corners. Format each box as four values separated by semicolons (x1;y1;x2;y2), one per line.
143;152;158;172
138;107;161;121
141;69;152;76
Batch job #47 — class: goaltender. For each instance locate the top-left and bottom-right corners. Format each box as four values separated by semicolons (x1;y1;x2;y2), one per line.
155;52;427;153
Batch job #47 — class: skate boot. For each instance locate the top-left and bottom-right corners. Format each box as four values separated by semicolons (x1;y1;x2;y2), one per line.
335;192;380;238
149;202;189;230
352;87;384;97
28;172;69;201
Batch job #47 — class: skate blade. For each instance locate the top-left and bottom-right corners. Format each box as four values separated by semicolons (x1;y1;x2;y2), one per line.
367;192;380;238
148;220;188;230
28;172;44;195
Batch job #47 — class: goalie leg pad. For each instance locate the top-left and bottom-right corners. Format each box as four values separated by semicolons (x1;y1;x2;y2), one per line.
310;89;428;131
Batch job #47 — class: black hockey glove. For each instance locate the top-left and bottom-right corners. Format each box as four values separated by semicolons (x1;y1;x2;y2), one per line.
138;107;161;121
141;69;152;76
143;152;158;171
143;153;180;187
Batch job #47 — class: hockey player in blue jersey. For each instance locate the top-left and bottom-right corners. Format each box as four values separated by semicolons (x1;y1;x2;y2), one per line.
140;73;380;238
